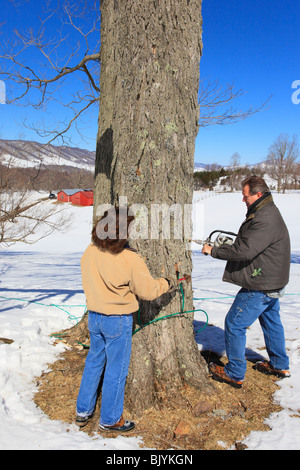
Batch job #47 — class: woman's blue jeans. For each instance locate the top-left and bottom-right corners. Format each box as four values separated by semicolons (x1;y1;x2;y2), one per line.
76;311;133;426
224;288;289;382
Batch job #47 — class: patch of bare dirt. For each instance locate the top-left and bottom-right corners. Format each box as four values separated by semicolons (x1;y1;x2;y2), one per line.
34;343;282;451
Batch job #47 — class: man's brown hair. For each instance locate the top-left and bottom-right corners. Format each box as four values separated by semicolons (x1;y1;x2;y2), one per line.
242;175;269;195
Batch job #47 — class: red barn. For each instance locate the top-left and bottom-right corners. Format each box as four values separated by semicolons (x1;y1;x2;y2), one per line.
57;189;93;206
57;189;73;203
71;190;94;206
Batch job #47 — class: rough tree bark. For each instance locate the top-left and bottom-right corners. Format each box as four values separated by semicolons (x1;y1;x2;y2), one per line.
92;0;213;416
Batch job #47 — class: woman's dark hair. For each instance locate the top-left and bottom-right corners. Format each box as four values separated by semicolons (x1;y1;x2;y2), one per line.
92;206;135;254
242;175;269;195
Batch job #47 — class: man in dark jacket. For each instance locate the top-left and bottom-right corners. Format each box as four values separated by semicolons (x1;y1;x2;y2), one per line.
202;176;290;388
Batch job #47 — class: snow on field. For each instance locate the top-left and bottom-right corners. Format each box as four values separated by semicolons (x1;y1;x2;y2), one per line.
0;192;300;450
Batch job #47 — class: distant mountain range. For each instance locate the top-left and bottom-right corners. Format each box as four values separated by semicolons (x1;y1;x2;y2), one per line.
194;161;265;172
0;139;95;171
194;162;208;171
0;139;262;173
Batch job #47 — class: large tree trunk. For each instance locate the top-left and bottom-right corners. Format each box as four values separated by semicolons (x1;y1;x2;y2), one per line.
94;0;212;416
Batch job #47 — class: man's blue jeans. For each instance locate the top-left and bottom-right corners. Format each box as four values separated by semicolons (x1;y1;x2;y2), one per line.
224;288;289;382
76;311;133;426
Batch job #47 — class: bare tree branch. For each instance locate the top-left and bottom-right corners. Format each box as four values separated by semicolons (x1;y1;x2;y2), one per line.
28;96;99;145
0;155;72;246
198;79;271;128
0;0;100;144
265;133;299;193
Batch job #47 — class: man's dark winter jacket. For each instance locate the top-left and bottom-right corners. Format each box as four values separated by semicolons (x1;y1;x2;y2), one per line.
211;194;290;291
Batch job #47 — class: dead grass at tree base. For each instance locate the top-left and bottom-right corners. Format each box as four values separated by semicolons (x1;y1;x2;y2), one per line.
34;343;282;451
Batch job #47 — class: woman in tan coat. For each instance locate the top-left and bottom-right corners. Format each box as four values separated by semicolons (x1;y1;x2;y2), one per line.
75;207;171;432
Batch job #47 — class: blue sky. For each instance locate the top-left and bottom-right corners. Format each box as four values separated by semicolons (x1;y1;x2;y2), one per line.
196;0;300;165
1;0;300;166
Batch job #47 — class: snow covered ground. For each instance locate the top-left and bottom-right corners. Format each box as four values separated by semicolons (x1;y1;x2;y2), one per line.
0;191;299;450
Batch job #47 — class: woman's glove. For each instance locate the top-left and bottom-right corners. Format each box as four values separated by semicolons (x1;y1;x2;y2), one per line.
164;278;177;290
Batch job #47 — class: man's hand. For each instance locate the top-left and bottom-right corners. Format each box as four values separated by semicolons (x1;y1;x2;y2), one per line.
202;244;212;256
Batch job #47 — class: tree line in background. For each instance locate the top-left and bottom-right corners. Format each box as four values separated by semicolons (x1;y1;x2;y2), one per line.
0;159;94;194
1;133;299;196
194;133;300;193
1;132;298;247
